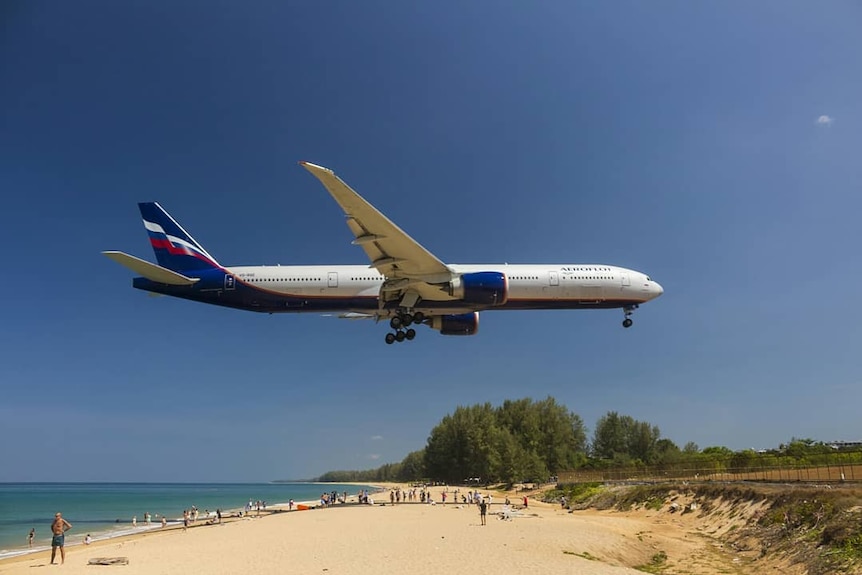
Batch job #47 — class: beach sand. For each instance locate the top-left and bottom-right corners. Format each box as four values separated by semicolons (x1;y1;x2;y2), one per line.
0;486;769;575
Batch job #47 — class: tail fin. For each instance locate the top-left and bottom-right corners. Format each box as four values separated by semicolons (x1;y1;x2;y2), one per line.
138;202;220;272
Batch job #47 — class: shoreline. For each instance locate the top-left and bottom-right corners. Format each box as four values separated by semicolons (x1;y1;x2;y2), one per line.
0;493;398;571
0;483;387;562
0;503;316;566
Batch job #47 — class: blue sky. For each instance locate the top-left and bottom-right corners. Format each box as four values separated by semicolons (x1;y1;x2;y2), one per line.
1;1;860;482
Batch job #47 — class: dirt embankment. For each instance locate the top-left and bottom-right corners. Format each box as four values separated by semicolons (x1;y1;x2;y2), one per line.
545;482;862;575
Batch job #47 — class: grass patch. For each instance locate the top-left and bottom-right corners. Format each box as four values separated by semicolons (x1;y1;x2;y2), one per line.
635;550;668;573
563;550;598;561
545;482;606;507
614;485;671;511
542;482;605;509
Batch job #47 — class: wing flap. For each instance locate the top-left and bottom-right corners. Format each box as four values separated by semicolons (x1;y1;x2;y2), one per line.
102;251;200;285
337;312;378;320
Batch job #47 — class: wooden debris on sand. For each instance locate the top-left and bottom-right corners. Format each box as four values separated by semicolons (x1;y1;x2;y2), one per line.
87;557;130;565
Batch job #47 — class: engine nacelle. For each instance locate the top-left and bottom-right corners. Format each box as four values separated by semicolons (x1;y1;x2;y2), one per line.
448;272;508;306
432;312;479;336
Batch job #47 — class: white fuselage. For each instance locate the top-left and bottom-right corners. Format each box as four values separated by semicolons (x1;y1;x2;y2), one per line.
223;263;663;314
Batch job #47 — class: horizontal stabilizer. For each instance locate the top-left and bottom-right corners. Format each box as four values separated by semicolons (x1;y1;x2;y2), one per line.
102;251;200;286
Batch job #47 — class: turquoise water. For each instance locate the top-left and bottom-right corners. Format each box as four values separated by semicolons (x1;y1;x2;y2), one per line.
0;483;376;558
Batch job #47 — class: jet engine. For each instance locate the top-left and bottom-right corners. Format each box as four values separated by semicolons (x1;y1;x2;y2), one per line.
432;312;480;336
448;272;508;306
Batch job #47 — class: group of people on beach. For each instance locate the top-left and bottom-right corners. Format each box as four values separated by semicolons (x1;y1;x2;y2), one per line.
319;491;348;506
244;500;267;515
130;511;168;528
384;486;452;504
375;485;529;526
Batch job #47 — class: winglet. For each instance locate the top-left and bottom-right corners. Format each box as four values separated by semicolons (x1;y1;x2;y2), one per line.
299;161;335;176
102;251;200;286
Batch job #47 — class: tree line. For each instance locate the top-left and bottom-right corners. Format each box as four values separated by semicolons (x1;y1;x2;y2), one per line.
314;397;860;485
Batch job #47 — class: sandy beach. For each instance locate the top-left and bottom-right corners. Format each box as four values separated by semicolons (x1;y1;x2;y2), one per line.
0;484;778;575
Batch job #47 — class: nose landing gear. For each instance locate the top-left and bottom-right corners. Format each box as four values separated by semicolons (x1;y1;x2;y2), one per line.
622;304;638;328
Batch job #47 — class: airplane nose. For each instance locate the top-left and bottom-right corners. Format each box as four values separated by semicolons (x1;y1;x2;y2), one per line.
653;282;664;297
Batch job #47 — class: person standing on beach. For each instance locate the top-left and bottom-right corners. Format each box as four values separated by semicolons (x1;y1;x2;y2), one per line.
50;512;72;565
479;499;488;525
28;528;35;547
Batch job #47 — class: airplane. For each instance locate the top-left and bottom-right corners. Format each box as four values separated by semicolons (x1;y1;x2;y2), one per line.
104;162;664;344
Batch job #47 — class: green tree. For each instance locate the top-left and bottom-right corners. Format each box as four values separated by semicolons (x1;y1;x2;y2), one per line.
730;449;758;472
424;403;499;483
785;438;832;459
397;450;425;482
535;396;588;472
653;438;681;465
699;445;734;473
494;428;537;484
592;412;661;463
497;397;587;475
592;411;629;460
628;420;661;463
682;441;700;454
701;446;733;458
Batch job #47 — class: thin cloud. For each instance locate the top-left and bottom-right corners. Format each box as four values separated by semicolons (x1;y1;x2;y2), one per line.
816;115;834;126
371;435;383;441
368;454;381;460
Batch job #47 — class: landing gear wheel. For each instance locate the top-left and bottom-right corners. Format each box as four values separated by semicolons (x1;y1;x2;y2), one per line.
385;333;396;345
621;304;637;328
405;328;416;340
401;313;414;327
413;311;425;324
395;330;406;342
390;316;403;330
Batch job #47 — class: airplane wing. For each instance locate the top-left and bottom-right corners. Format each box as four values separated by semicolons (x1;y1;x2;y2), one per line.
300;162;451;281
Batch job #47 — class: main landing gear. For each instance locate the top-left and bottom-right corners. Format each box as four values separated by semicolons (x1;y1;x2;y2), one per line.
622;304;638;328
385;311;426;344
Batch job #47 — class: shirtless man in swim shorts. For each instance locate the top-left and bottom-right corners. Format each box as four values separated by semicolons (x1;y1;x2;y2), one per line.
50;512;72;565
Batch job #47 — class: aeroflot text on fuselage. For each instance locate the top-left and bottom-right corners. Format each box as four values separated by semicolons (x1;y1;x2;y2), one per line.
103;162;663;345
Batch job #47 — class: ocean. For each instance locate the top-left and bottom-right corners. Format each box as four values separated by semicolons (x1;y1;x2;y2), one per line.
0;482;377;559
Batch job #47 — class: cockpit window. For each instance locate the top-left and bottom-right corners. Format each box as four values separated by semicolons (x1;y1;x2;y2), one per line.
646;277;651;281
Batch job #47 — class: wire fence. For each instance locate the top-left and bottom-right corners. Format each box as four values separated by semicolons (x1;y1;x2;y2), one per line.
557;454;862;485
